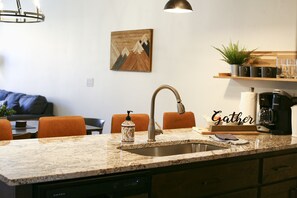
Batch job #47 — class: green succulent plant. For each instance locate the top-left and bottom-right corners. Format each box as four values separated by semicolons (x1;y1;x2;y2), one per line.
213;41;256;65
0;105;16;117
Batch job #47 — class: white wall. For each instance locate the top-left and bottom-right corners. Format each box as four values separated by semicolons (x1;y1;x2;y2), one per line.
0;0;296;133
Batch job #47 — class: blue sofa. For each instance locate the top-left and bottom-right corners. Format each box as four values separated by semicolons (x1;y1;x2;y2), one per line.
0;89;54;121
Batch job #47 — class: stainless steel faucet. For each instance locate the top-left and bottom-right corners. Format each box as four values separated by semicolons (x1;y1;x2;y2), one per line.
148;85;185;142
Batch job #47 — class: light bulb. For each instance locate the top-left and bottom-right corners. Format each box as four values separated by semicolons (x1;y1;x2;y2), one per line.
164;8;192;13
33;0;40;9
0;0;3;10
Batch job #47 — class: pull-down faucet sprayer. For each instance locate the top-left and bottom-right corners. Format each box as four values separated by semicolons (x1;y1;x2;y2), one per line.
148;85;185;142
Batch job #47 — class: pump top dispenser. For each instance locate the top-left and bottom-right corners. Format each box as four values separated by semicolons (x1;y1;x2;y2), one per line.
121;110;135;142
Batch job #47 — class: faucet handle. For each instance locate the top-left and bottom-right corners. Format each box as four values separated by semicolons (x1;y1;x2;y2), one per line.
155;122;163;135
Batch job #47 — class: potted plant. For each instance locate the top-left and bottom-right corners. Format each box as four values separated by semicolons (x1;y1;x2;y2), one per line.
213;41;255;76
0;105;16;119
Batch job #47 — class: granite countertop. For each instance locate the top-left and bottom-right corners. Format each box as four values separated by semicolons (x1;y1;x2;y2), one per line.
1;129;297;186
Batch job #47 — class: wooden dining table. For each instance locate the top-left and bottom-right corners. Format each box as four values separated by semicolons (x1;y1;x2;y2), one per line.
11;120;103;139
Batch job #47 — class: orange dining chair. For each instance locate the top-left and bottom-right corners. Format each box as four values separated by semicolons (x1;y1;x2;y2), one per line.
163;112;196;130
0;119;13;140
111;114;149;133
38;116;86;138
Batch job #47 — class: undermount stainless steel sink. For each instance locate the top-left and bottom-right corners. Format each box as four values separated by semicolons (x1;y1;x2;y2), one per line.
121;142;227;157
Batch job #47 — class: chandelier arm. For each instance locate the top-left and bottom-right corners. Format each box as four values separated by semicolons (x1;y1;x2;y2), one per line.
16;0;22;13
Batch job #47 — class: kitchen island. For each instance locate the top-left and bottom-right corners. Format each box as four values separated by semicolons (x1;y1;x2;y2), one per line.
1;129;297;197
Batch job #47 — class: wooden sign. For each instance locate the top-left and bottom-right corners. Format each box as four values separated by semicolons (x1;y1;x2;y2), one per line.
110;29;153;72
210;125;257;132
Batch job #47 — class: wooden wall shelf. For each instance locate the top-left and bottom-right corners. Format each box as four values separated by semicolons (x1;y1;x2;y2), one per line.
213;51;297;83
213;75;297;83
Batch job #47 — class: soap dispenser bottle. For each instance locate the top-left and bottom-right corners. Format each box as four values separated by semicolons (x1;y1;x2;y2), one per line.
121;110;135;142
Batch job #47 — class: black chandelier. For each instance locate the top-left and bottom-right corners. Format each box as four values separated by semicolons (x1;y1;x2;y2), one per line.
0;0;45;23
164;0;193;13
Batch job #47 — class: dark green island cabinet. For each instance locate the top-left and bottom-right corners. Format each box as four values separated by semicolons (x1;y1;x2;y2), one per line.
1;148;297;198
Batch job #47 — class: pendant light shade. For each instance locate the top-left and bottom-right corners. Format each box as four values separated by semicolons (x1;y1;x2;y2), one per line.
164;0;193;13
0;0;45;23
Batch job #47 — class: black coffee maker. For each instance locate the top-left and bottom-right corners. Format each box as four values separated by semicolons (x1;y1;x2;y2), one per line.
259;90;293;135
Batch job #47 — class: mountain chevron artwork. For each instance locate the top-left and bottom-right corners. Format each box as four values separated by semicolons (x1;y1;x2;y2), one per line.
110;29;153;72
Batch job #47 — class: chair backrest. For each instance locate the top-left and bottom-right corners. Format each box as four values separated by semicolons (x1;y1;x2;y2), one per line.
0;119;13;140
111;114;149;133
38;116;86;138
163;112;196;130
84;118;105;134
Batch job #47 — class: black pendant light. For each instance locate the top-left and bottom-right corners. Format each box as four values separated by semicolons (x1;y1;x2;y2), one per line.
164;0;193;13
0;0;45;23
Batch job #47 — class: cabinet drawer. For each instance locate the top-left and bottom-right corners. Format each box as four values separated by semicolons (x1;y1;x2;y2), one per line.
262;153;297;184
152;159;259;198
214;188;258;198
261;179;297;198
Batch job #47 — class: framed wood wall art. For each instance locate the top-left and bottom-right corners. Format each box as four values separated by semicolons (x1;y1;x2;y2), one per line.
110;29;153;72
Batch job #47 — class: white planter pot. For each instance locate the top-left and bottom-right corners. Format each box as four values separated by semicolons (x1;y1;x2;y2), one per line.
230;64;239;77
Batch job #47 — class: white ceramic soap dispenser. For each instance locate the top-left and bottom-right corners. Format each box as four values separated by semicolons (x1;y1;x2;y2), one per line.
121;110;135;142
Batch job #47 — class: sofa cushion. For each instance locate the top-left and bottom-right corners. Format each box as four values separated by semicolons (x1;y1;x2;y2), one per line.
19;95;48;114
0;90;11;100
5;92;24;112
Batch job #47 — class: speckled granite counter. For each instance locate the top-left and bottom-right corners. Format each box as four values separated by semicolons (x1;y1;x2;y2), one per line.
1;129;297;186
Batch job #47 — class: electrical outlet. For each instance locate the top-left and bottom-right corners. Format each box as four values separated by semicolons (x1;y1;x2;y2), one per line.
86;78;94;87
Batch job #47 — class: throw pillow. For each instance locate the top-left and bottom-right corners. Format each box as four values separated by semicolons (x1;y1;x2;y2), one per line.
5;92;24;113
0;90;10;100
0;100;7;106
18;95;48;114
